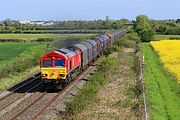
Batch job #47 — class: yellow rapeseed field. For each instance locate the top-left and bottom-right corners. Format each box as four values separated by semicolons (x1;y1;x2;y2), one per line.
150;40;180;82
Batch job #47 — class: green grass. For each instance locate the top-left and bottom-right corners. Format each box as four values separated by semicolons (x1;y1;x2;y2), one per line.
62;55;119;119
0;43;39;64
153;35;180;40
115;33;139;49
0;34;95;41
0;42;49;89
0;42;47;68
140;43;180;120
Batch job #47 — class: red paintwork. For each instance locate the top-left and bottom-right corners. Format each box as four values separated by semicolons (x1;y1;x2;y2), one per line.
40;50;81;74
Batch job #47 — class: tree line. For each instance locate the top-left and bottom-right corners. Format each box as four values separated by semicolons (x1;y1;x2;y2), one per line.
133;15;180;42
0;19;131;33
1;16;180;42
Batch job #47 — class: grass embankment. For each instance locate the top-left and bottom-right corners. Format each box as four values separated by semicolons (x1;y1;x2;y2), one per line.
0;42;49;90
153;35;180;40
140;43;180;120
59;33;143;120
0;34;95;42
64;56;118;117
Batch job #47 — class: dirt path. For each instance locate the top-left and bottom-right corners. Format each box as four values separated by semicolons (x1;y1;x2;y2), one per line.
73;51;143;120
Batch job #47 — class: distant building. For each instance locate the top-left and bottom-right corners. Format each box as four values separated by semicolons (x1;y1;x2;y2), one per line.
42;22;54;26
29;21;44;25
18;20;54;26
19;20;31;24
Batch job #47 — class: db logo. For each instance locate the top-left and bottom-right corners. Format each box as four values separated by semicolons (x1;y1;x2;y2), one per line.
52;70;56;73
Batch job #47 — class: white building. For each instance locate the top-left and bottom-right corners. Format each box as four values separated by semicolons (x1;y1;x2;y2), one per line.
19;20;31;24
18;20;54;26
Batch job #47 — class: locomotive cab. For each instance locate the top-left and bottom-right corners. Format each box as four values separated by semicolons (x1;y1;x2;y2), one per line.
40;48;81;84
40;52;67;83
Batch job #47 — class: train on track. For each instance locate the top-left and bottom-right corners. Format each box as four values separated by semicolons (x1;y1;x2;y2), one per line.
40;30;126;87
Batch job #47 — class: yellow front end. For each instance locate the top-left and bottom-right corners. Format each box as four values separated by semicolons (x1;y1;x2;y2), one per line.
41;67;66;80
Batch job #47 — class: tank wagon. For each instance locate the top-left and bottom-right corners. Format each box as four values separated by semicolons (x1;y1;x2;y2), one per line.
40;30;126;86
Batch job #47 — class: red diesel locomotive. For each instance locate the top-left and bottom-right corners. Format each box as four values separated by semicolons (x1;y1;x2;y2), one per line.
40;30;126;85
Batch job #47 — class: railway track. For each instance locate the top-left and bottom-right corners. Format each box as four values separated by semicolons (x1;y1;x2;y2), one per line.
0;82;42;112
0;65;94;120
31;66;95;120
0;73;43;119
0;73;41;102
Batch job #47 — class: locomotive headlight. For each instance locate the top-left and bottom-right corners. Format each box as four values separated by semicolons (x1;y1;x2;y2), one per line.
42;74;47;77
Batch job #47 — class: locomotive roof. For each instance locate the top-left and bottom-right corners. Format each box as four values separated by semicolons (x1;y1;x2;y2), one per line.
56;48;77;57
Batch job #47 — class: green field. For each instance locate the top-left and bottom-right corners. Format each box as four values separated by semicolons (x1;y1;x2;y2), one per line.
153;35;180;40
0;42;48;67
140;43;180;120
0;34;94;41
0;42;49;89
0;42;38;64
0;33;94;67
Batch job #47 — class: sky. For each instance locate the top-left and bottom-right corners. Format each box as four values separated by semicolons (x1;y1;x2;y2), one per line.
0;0;180;21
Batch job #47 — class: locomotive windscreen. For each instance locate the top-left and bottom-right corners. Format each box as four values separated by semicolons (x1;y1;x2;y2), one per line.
43;60;52;67
55;60;65;67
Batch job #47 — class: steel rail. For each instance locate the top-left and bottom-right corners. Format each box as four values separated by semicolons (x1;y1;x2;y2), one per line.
31;66;94;120
9;92;46;120
0;82;42;112
0;74;40;101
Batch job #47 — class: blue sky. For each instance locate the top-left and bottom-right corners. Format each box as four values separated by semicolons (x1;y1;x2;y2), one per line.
0;0;180;21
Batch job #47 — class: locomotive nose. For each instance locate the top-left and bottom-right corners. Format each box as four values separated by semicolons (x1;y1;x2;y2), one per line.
41;67;66;80
52;70;56;73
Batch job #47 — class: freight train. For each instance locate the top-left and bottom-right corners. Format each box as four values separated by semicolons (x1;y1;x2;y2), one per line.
40;30;126;87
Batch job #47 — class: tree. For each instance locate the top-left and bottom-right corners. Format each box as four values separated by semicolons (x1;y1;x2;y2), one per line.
4;18;13;27
157;25;167;34
134;15;155;42
176;19;180;23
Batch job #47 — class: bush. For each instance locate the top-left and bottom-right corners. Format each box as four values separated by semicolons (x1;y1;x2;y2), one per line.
106;45;121;54
126;33;140;41
115;33;139;49
64;54;118;118
139;29;155;42
169;37;180;40
31;38;54;42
